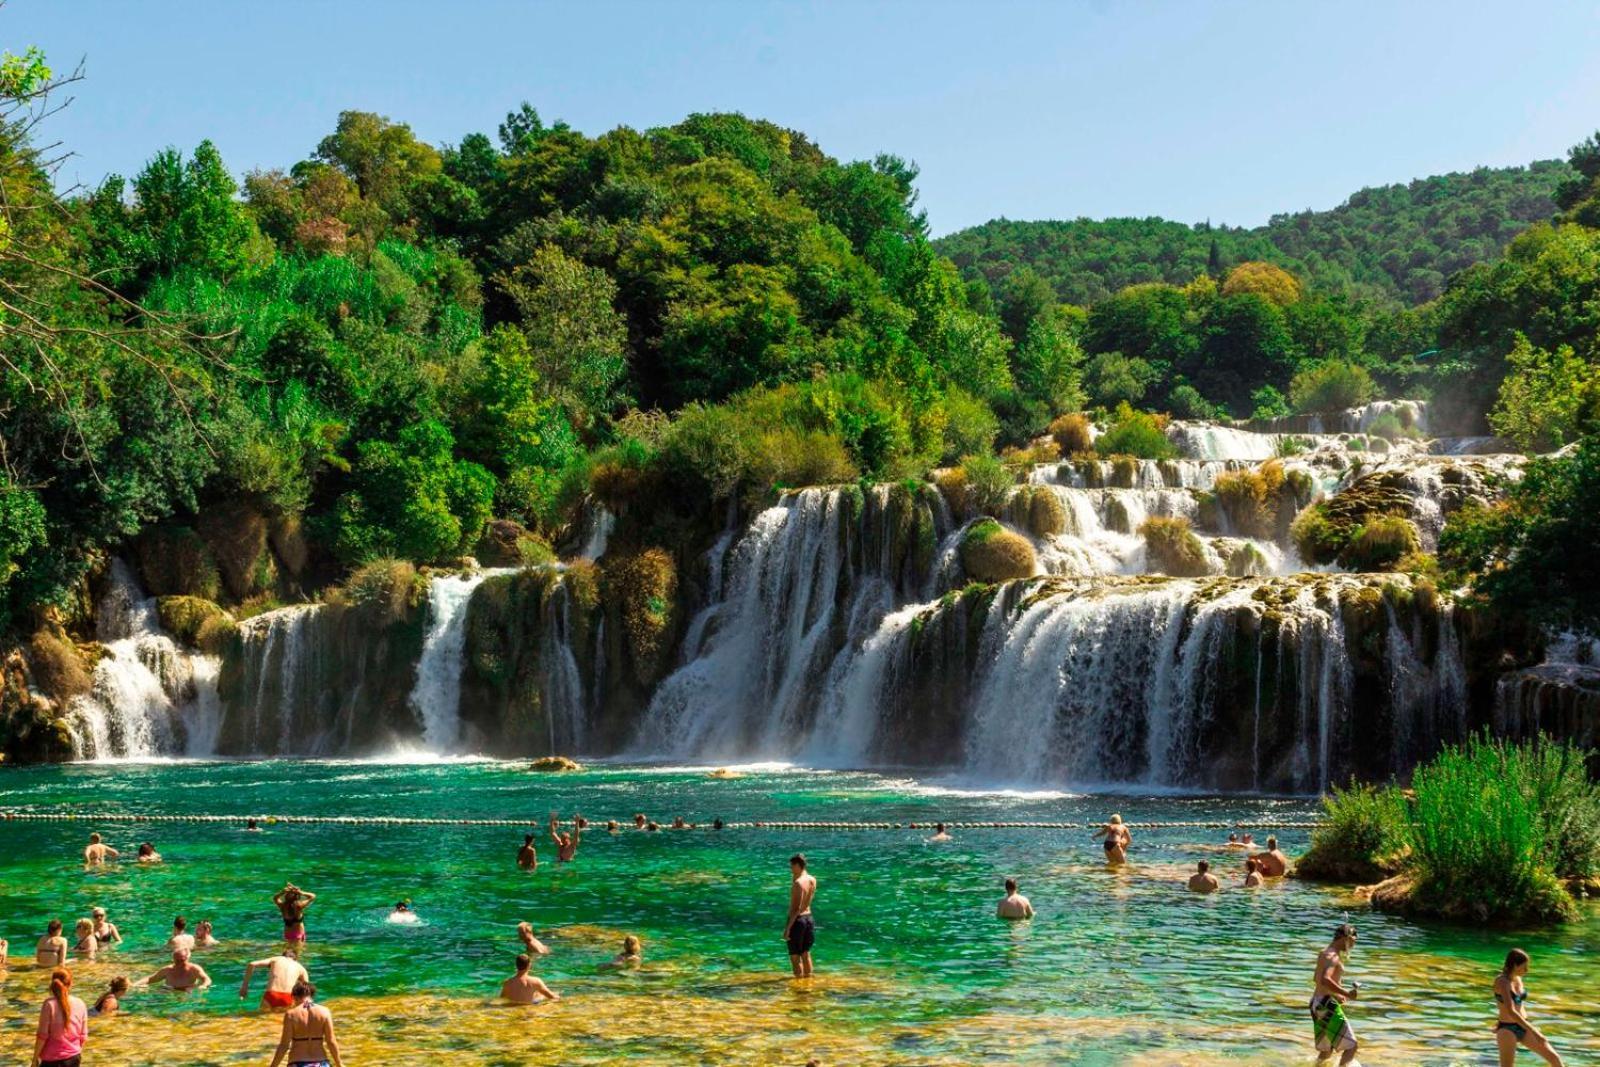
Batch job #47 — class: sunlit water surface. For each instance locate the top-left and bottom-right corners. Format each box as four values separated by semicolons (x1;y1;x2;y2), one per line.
1;760;1596;1065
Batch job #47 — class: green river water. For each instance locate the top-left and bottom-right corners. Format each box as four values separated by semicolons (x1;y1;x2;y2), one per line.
1;760;1595;1065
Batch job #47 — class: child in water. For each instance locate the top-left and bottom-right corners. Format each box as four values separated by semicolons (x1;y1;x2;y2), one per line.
386;900;419;925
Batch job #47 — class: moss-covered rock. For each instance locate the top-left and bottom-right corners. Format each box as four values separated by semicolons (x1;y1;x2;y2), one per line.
602;548;679;686
959;519;1036;583
331;559;422;626
25;630;91;701
1341;516;1421;572
1139;517;1211;577
933;469;970;519
1;647;76;763
198;502;273;602
531;755;583;772
269;514;309;579
135;524;222;601
1211;460;1304;540
1226;542;1272;577
1290;473;1417;568
155;596;238;654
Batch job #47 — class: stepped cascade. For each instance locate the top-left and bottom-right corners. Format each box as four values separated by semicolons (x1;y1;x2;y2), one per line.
59;404;1587;790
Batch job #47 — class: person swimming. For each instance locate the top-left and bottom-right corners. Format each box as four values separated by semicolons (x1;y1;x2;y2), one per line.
997;878;1034;919
606;820;620;834
268;980;345;1067
241;949;310;1012
167;916;195;954
136;841;162;863
500;954;560;1004
194;919;218;948
601;935;643;971
1494;948;1564;1066
83;832;119;867
633;813;647;830
928;822;952;842
246;817;262;832
1187;860;1220;894
517;833;538;870
549;815;580;862
89;906;121;947
1243;857;1264;888
135;947;213;992
1094;814;1130;865
387;900;419;924
1253;836;1289;878
73;918;99;960
1225;832;1246;849
92;975;130;1016
516;921;551;957
273;883;316;944
36;919;67;967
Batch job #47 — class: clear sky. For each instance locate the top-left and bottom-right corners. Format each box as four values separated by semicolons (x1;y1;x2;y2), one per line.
8;1;1600;236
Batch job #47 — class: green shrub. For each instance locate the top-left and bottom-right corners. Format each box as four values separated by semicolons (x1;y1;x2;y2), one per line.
1048;413;1094;456
1168;383;1226;421
1365;411;1417;442
1250;385;1291;422
1139;516;1210;576
1297;780;1409;883
1340;516;1421;571
659;402;751;502
601;547;678;685
1018;485;1068;538
1226;542;1271;577
939;387;1000;463
1289;361;1377;413
1095;402;1177;460
1211;460;1289;539
1290;474;1415;566
959;518;1036;583
25;630;91;700
959;453;1015;517
1403;734;1587;924
747;428;859;489
332;559;420;625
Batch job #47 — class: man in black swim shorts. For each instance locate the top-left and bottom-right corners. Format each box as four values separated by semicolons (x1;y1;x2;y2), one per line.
783;853;817;978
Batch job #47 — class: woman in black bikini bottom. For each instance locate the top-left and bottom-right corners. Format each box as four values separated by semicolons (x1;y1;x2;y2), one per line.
1493;948;1564;1067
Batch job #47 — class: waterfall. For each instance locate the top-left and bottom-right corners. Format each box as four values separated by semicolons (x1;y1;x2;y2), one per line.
578;504;615;561
227;604;329;755
66;560;217;760
540;579;587;753
409;569;516;752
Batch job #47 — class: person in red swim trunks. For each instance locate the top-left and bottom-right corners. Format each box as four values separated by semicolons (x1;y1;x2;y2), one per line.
241;950;309;1012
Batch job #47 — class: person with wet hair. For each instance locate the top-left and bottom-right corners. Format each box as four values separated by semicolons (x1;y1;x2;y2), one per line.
517;832;538;871
1242;857;1264;888
1187;860;1220;894
784;853;817;978
136;841;162;863
35;919;67;967
92;975;129;1017
1309;924;1360;1066
499;954;560;1004
601;934;643;971
997;878;1033;919
273;883;316;944
1494;948;1564;1066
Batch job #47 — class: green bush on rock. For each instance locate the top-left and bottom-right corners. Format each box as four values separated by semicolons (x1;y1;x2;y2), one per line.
1296;779;1409;884
1095;402;1176;460
1341;515;1421;571
959;519;1036;583
1139;516;1210;577
155;596;238;654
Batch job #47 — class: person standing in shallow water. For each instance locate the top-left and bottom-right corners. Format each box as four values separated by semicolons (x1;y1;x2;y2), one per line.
83;832;118;868
273;884;316;944
1253;835;1289;878
1309;923;1361;1066
33;967;87;1067
517;833;538;870
1494;948;1564;1066
1187;861;1220;894
1094;814;1130;865
997;878;1033;919
784;853;817;978
269;981;344;1067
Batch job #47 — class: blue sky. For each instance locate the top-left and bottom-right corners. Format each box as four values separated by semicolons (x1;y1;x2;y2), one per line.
9;1;1600;235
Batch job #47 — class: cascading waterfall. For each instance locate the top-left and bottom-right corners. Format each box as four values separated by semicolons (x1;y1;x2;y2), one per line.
66;560;219;760
410;569;517;752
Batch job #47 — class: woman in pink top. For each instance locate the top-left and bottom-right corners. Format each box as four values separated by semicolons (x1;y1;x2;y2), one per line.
32;967;87;1067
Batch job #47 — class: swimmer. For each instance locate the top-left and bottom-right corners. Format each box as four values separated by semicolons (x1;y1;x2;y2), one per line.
194;920;218;948
92;975;129;1016
516;921;551;957
246;817;262;832
268;980;344;1067
633;813;647;830
670;816;688;830
549;815;580;862
36;919;68;967
606;820;620;834
1187;860;1221;894
600;934;643;970
83;832;119;867
1241;832;1256;848
1309;923;1360;1066
646;820;661;832
500;954;560;1004
135;947;213;992
517;833;538;871
387;900;419;924
928;822;952;842
1225;832;1246;849
72;918;99;960
1495;948;1564;1066
1243;857;1264;888
273;883;316;944
167;916;195;954
1253;836;1289;878
713;817;724;831
997;878;1034;920
240;949;309;1012
136;841;162;863
1094;814;1130;865
574;815;589;831
784;853;818;978
33;968;87;1067
89;906;121;948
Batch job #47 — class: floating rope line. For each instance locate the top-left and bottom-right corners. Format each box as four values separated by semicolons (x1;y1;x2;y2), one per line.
1;812;1322;831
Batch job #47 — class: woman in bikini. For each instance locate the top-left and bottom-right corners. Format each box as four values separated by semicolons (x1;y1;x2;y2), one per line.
1494;948;1564;1066
1093;814;1130;865
73;918;99;960
89;907;121;948
273;884;317;945
92;976;129;1017
268;981;344;1067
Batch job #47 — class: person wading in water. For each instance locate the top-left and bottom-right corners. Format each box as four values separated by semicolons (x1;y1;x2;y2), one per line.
783;853;818;978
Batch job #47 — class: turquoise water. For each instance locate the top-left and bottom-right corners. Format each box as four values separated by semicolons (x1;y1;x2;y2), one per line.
2;760;1597;1065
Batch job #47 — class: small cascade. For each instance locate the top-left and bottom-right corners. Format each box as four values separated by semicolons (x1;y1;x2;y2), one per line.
577;503;615;561
410;569;517;752
1494;631;1600;743
226;604;333;755
539;579;587;753
1248;399;1430;436
66;560;217;760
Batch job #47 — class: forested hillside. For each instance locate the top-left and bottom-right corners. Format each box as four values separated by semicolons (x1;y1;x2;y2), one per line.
937;162;1569;306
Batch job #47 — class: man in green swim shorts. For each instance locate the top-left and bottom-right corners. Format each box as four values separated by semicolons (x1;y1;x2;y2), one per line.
1310;923;1361;1065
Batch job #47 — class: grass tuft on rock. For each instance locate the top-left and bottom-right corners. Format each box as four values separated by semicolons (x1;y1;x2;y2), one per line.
1139;516;1210;577
959;519;1036;583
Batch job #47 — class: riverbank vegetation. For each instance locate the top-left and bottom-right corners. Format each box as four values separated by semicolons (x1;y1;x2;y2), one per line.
1298;735;1600;925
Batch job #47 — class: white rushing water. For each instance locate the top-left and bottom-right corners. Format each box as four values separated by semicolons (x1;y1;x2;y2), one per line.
409;568;517;752
67;560;219;760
